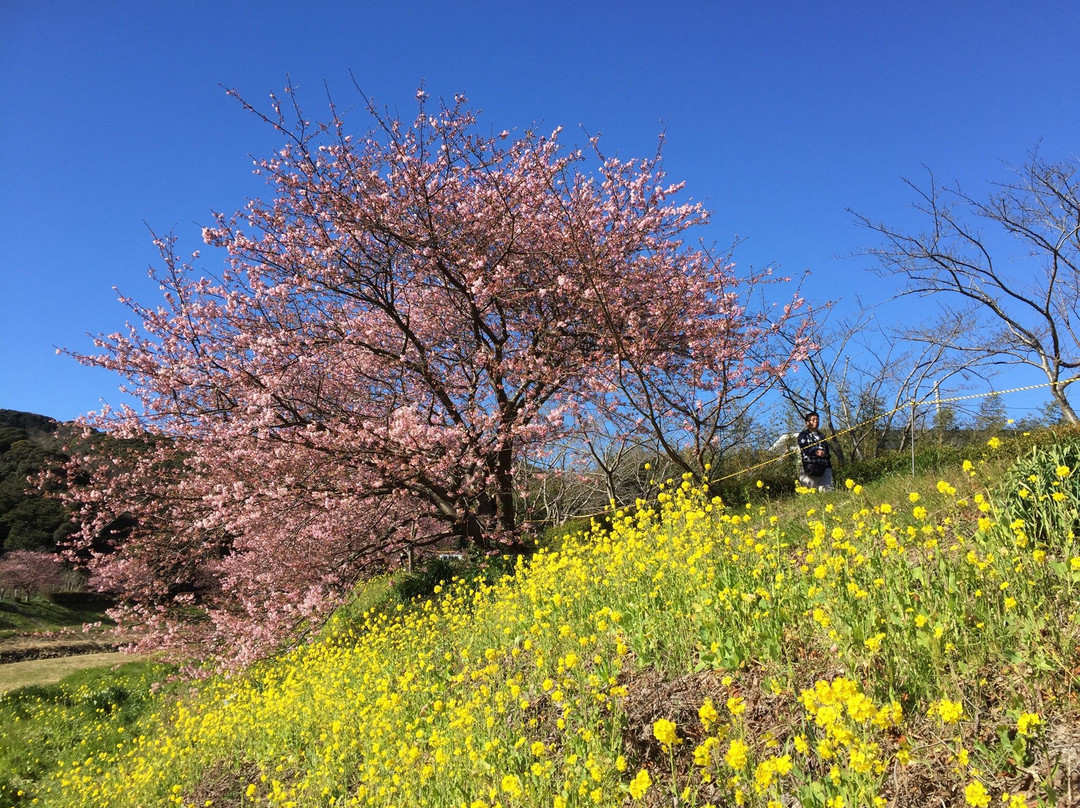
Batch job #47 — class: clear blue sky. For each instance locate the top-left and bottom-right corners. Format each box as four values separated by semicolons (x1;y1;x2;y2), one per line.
2;1;1077;422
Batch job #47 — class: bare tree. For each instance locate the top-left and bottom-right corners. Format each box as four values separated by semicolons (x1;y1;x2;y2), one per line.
854;150;1080;423
516;447;602;529
777;305;981;462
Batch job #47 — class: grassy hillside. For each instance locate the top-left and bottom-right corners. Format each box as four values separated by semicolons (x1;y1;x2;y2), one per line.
0;594;114;636
5;434;1080;807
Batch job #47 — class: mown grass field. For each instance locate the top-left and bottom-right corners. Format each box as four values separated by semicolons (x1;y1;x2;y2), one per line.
3;433;1079;807
0;652;138;694
0;592;125;692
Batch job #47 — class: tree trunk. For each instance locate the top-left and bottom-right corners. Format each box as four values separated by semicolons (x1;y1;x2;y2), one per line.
495;445;517;534
1051;384;1080;425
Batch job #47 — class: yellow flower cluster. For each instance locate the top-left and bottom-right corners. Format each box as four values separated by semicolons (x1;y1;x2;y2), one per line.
651;719;678;750
18;455;1077;808
928;698;965;725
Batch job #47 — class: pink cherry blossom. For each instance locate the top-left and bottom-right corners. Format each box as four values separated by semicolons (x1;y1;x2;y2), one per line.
59;86;810;665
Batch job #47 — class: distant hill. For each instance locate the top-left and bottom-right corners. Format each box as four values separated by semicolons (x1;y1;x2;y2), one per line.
0;410;61;434
0;410;75;553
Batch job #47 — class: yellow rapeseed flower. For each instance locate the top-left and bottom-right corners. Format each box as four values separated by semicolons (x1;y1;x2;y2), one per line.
1016;712;1041;736
501;773;523;798
863;632;886;652
937;479;957;495
963;780;990;807
693;737;718;767
628;769;652;799
698;698;719;729
929;698;965;724
753;759;776;792
725;739;749;770
652;719;678;749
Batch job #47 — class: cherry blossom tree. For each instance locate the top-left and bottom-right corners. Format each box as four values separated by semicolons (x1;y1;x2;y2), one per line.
0;550;68;598
62;86;810;663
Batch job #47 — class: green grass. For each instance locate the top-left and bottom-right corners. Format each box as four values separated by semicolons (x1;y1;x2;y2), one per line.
0;652;139;694
0;596;114;635
0;659;177;804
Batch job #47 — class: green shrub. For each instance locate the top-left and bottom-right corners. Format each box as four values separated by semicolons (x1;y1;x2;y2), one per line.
393;556;460;603
45;591;115;609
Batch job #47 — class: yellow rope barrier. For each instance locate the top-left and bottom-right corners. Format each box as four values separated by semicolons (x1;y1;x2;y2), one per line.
712;379;1065;484
564;379;1069;521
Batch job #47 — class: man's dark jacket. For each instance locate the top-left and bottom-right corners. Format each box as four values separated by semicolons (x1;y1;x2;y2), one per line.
798;427;831;477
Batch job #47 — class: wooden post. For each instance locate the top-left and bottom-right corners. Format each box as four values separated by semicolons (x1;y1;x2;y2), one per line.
911;398;917;477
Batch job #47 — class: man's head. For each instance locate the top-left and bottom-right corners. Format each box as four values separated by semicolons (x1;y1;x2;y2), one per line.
804;411;819;428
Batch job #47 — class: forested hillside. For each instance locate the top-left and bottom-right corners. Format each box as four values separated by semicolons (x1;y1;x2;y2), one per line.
0;410;74;554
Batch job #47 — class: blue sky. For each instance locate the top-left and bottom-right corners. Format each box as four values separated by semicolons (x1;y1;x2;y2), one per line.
2;1;1077;423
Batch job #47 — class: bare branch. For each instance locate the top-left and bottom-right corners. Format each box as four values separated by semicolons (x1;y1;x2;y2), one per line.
854;152;1080;423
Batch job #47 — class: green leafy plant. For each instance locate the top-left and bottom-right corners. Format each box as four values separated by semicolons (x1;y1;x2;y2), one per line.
998;440;1080;545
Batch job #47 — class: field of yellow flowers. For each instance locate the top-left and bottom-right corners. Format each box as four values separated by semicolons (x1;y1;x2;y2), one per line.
5;438;1080;807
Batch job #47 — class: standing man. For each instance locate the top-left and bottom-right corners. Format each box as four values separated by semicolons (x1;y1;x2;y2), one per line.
798;411;834;491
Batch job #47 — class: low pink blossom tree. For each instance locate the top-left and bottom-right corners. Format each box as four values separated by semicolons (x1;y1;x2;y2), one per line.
61;86;811;664
0;550;68;598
